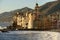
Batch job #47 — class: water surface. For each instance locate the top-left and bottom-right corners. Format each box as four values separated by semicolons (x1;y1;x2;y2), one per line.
0;31;60;40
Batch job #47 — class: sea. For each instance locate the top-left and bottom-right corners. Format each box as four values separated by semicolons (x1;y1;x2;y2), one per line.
0;31;60;40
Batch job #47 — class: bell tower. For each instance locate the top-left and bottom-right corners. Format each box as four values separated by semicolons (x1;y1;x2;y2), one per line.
35;3;40;19
33;0;41;29
34;0;40;20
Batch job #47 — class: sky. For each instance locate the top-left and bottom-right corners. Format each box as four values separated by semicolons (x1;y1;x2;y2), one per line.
0;0;56;13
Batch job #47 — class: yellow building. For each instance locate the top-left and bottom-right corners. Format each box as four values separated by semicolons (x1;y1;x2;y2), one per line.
13;11;34;29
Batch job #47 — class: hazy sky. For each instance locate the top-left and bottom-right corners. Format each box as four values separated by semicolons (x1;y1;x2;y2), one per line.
0;0;56;13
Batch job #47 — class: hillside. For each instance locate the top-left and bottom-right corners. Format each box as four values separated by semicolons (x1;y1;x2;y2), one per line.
39;1;60;15
0;7;33;22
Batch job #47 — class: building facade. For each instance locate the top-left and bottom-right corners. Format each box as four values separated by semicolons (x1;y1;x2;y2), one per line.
12;3;60;30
